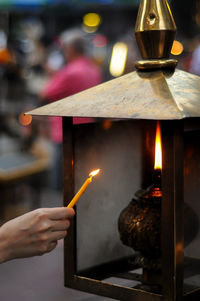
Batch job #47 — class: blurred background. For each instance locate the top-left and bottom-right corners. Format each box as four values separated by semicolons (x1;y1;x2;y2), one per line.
0;0;199;300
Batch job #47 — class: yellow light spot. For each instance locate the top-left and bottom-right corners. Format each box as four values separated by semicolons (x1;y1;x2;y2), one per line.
19;113;32;126
171;40;184;56
109;42;128;77
83;13;101;28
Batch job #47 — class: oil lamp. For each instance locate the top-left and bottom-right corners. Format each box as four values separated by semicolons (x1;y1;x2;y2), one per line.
26;0;200;300
118;122;162;275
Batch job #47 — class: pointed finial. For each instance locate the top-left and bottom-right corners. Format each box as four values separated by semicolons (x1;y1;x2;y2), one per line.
134;0;178;69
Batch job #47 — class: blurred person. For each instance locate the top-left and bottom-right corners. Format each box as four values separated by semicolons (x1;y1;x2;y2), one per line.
0;207;74;263
189;38;200;76
44;37;64;77
40;28;102;101
40;28;102;190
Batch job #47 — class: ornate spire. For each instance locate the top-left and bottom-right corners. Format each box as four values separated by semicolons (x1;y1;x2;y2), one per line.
135;0;177;69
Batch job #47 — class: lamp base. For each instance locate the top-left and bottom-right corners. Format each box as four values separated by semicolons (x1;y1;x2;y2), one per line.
132;253;161;272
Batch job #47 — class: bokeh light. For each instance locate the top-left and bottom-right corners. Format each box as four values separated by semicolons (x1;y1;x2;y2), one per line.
19;113;32;126
109;42;128;77
82;24;98;33
171;40;184;56
92;34;108;48
195;13;200;26
102;120;112;130
0;48;11;64
83;13;101;28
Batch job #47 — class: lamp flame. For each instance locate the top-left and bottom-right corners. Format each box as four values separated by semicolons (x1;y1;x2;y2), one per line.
89;169;100;177
154;122;162;170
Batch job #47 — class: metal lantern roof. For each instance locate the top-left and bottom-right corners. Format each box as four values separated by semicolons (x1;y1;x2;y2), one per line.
27;69;200;120
26;0;200;121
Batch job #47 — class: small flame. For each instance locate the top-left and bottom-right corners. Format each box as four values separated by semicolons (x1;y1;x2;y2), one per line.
154;122;162;170
89;169;100;177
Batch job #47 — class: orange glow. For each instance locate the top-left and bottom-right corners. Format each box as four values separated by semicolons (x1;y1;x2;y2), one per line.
102;120;112;130
171;40;184;56
89;169;100;177
19;113;32;126
0;48;12;64
195;13;200;26
154;122;162;170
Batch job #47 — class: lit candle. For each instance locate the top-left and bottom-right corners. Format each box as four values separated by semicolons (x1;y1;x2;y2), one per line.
67;169;100;208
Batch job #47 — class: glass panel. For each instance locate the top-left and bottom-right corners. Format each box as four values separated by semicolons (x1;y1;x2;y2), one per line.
184;120;200;291
75;119;142;271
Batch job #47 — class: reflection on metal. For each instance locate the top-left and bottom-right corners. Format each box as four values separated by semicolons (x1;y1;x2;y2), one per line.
135;58;178;70
135;0;176;60
27;69;200;120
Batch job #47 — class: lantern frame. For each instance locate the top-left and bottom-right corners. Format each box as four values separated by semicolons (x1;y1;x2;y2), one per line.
63;117;200;301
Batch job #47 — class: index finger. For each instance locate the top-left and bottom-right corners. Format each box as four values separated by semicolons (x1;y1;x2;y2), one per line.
45;207;75;220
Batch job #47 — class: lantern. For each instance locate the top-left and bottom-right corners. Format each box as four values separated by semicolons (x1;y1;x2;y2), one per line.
27;0;200;300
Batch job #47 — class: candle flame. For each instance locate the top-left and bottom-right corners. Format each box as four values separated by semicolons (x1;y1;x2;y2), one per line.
89;169;100;177
154;121;162;170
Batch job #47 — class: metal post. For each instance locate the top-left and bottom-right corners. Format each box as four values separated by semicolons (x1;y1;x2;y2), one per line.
161;120;184;301
63;117;76;285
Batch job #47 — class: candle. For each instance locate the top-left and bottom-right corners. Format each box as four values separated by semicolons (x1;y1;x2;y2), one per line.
67;169;100;208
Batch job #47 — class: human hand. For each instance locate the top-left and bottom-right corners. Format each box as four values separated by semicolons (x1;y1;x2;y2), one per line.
0;207;75;263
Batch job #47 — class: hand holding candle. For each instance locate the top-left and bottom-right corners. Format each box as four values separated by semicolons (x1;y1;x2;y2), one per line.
67;169;100;208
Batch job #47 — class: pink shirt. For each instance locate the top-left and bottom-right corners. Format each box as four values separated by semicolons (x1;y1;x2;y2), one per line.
42;56;102;143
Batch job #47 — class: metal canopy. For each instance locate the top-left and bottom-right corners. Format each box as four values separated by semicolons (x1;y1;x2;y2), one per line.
27;69;200;120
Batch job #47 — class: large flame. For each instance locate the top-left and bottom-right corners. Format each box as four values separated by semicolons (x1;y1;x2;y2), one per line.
154;122;162;170
89;169;100;177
